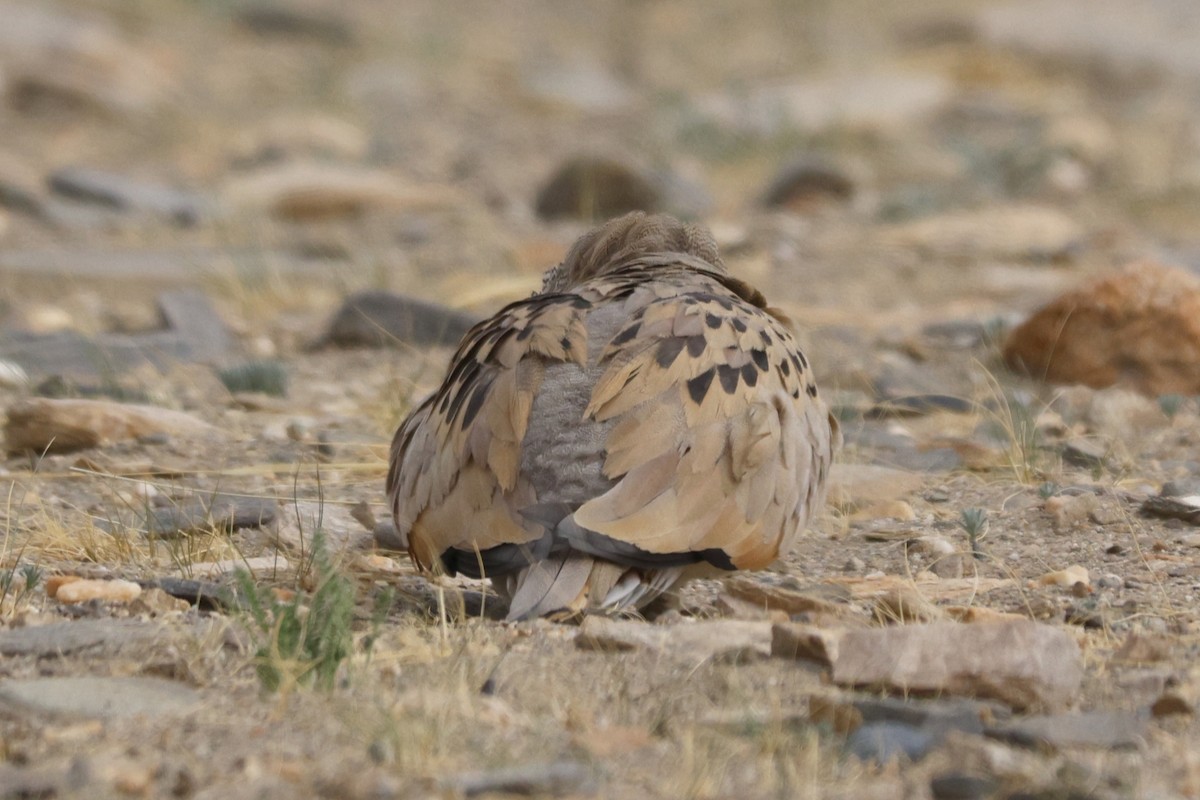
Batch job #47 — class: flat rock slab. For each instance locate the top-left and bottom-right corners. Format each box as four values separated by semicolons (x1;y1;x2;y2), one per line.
826;463;924;509
144;493;278;538
978;0;1200;81
883;205;1083;262
0;619;165;658
987;709;1148;750
831;620;1083;711
224;164;459;221
4;397;217;453
576;617;772;662
0;676;199;719
48;167;208;225
0;289;232;378
449;761;592;797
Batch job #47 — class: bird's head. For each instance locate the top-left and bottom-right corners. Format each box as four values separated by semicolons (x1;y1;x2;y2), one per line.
540;211;726;294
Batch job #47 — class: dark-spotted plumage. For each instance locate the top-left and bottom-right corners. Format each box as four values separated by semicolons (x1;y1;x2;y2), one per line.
387;212;836;619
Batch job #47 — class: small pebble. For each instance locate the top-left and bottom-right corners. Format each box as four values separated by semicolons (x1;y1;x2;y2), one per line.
1036;565;1089;589
55;579;142;605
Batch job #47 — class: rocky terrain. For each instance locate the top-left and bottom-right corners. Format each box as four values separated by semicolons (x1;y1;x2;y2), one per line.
3;1;1200;798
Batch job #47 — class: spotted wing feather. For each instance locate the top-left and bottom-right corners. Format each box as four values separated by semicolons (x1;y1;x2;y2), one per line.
386;294;590;571
574;288;834;570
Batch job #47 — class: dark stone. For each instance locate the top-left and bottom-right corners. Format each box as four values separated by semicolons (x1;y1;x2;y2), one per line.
47;167;208;226
847;721;937;763
318;291;477;349
535;157;662;222
868;394;974;417
761;158;855;210
144;577;231;611
1142;495;1200;525
373;519;407;551
236;5;356;45
1143;481;1200;524
1062;439;1109;469
931;773;1000;800
144;494;278;538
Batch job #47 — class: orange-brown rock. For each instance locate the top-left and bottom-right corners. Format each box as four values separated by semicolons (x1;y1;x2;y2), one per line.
1004;261;1200;395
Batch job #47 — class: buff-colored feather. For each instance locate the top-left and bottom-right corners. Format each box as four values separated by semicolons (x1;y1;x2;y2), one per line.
386;211;835;619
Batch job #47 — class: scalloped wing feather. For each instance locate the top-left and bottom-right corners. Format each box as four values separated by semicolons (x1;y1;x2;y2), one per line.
573;289;833;570
386;293;591;569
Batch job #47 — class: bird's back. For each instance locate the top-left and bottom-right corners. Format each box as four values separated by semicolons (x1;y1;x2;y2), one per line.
387;212;835;620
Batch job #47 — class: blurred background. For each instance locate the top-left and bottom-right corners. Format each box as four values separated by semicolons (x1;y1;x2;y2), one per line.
1;0;1199;380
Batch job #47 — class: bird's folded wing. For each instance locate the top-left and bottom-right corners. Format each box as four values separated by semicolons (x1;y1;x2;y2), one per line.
575;289;834;570
386;293;591;569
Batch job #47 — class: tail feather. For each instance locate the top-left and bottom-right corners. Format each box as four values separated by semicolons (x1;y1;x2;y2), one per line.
598;566;683;613
505;552;593;621
503;504;691;620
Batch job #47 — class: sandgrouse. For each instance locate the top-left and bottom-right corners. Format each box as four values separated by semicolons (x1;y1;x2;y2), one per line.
387;212;836;620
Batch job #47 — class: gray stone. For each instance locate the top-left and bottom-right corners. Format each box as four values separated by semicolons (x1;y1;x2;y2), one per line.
156;289;233;362
0;676;199;719
987;709;1147;750
0;619;163;658
318;290;476;349
847;722;937;763
373;519;407;551
0;758;90;797
852;696;999;737
48;167;208;225
143;493;278;538
0;289;232;379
